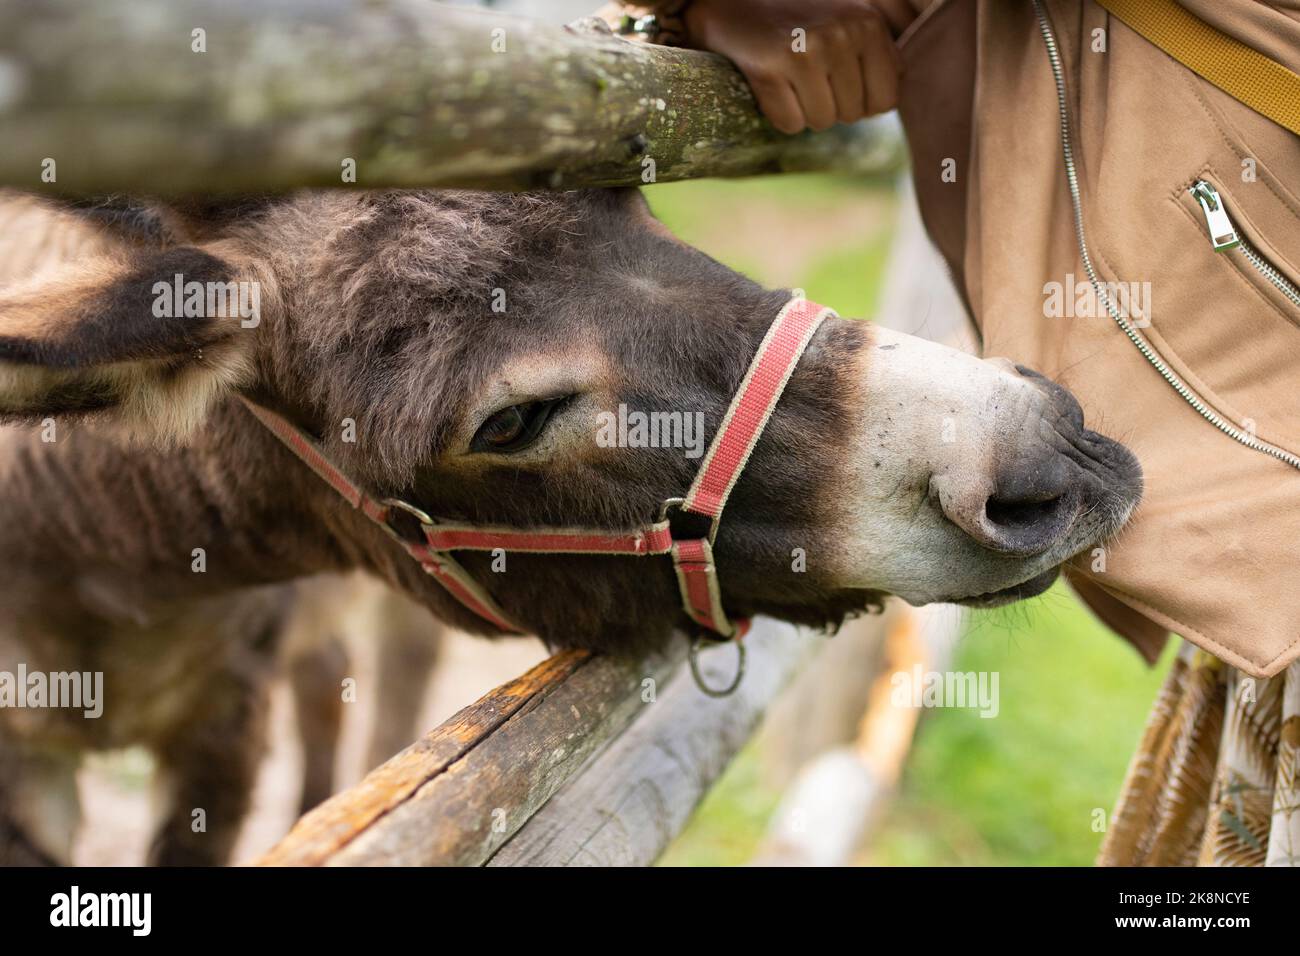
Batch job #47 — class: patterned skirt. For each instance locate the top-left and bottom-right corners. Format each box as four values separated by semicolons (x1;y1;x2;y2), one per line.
1099;644;1300;866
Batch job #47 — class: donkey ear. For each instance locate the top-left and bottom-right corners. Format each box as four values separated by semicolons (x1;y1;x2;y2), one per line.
0;245;258;438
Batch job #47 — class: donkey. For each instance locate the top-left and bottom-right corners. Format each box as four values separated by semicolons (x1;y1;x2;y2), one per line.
0;186;1142;865
283;573;446;818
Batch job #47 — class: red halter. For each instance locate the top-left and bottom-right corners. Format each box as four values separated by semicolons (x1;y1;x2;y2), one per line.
241;297;833;643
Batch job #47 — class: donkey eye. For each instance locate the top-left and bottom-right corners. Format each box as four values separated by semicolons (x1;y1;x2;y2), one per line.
471;397;568;453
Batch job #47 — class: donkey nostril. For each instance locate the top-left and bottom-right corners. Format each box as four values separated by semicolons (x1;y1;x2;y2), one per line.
970;485;1078;557
932;471;1080;558
984;492;1065;533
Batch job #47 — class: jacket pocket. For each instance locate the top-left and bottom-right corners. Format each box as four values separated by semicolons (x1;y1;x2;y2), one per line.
1180;177;1300;330
1129;170;1300;460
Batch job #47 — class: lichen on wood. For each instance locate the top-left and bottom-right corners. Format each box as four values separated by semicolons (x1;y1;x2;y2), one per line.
0;0;903;195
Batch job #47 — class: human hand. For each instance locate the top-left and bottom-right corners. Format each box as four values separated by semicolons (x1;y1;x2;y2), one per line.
681;0;916;133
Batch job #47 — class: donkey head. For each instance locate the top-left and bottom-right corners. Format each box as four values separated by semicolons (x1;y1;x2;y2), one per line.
0;188;1142;653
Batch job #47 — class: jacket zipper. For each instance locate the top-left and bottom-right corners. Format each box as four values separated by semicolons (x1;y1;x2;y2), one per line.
1190;179;1300;310
1030;0;1300;471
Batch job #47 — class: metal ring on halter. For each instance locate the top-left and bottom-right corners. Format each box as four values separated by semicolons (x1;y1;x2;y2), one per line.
688;634;746;698
658;497;721;545
382;498;435;526
378;497;437;545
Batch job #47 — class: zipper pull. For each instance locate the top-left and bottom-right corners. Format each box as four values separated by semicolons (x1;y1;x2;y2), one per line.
1190;180;1241;252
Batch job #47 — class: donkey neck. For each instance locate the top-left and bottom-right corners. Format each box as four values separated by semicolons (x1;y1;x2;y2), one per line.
0;401;369;622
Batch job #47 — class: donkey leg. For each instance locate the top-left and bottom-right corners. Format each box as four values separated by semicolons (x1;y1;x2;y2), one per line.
287;634;348;816
364;592;443;771
149;668;271;867
0;740;80;866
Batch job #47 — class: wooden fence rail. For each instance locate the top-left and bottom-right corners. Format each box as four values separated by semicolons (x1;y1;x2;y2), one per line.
491;620;818;866
256;621;811;868
258;619;816;866
0;0;904;195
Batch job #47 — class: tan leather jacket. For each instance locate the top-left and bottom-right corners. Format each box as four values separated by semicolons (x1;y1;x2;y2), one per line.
901;0;1300;677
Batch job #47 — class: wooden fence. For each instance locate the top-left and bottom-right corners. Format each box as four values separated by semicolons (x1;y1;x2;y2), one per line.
258;619;817;866
0;0;903;194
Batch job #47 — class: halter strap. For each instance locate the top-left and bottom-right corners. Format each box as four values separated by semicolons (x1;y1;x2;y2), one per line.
240;296;833;644
671;296;831;635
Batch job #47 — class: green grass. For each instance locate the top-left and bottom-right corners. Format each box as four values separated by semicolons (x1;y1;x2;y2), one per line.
644;174;1172;866
646;173;894;232
644;175;895;320
656;739;783;867
868;589;1174;866
799;237;891;320
662;586;1173;867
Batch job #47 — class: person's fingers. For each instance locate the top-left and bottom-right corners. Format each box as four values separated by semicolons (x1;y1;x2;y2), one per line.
850;11;902;114
746;68;808;134
826;27;867;123
791;67;838;131
859;47;900;114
